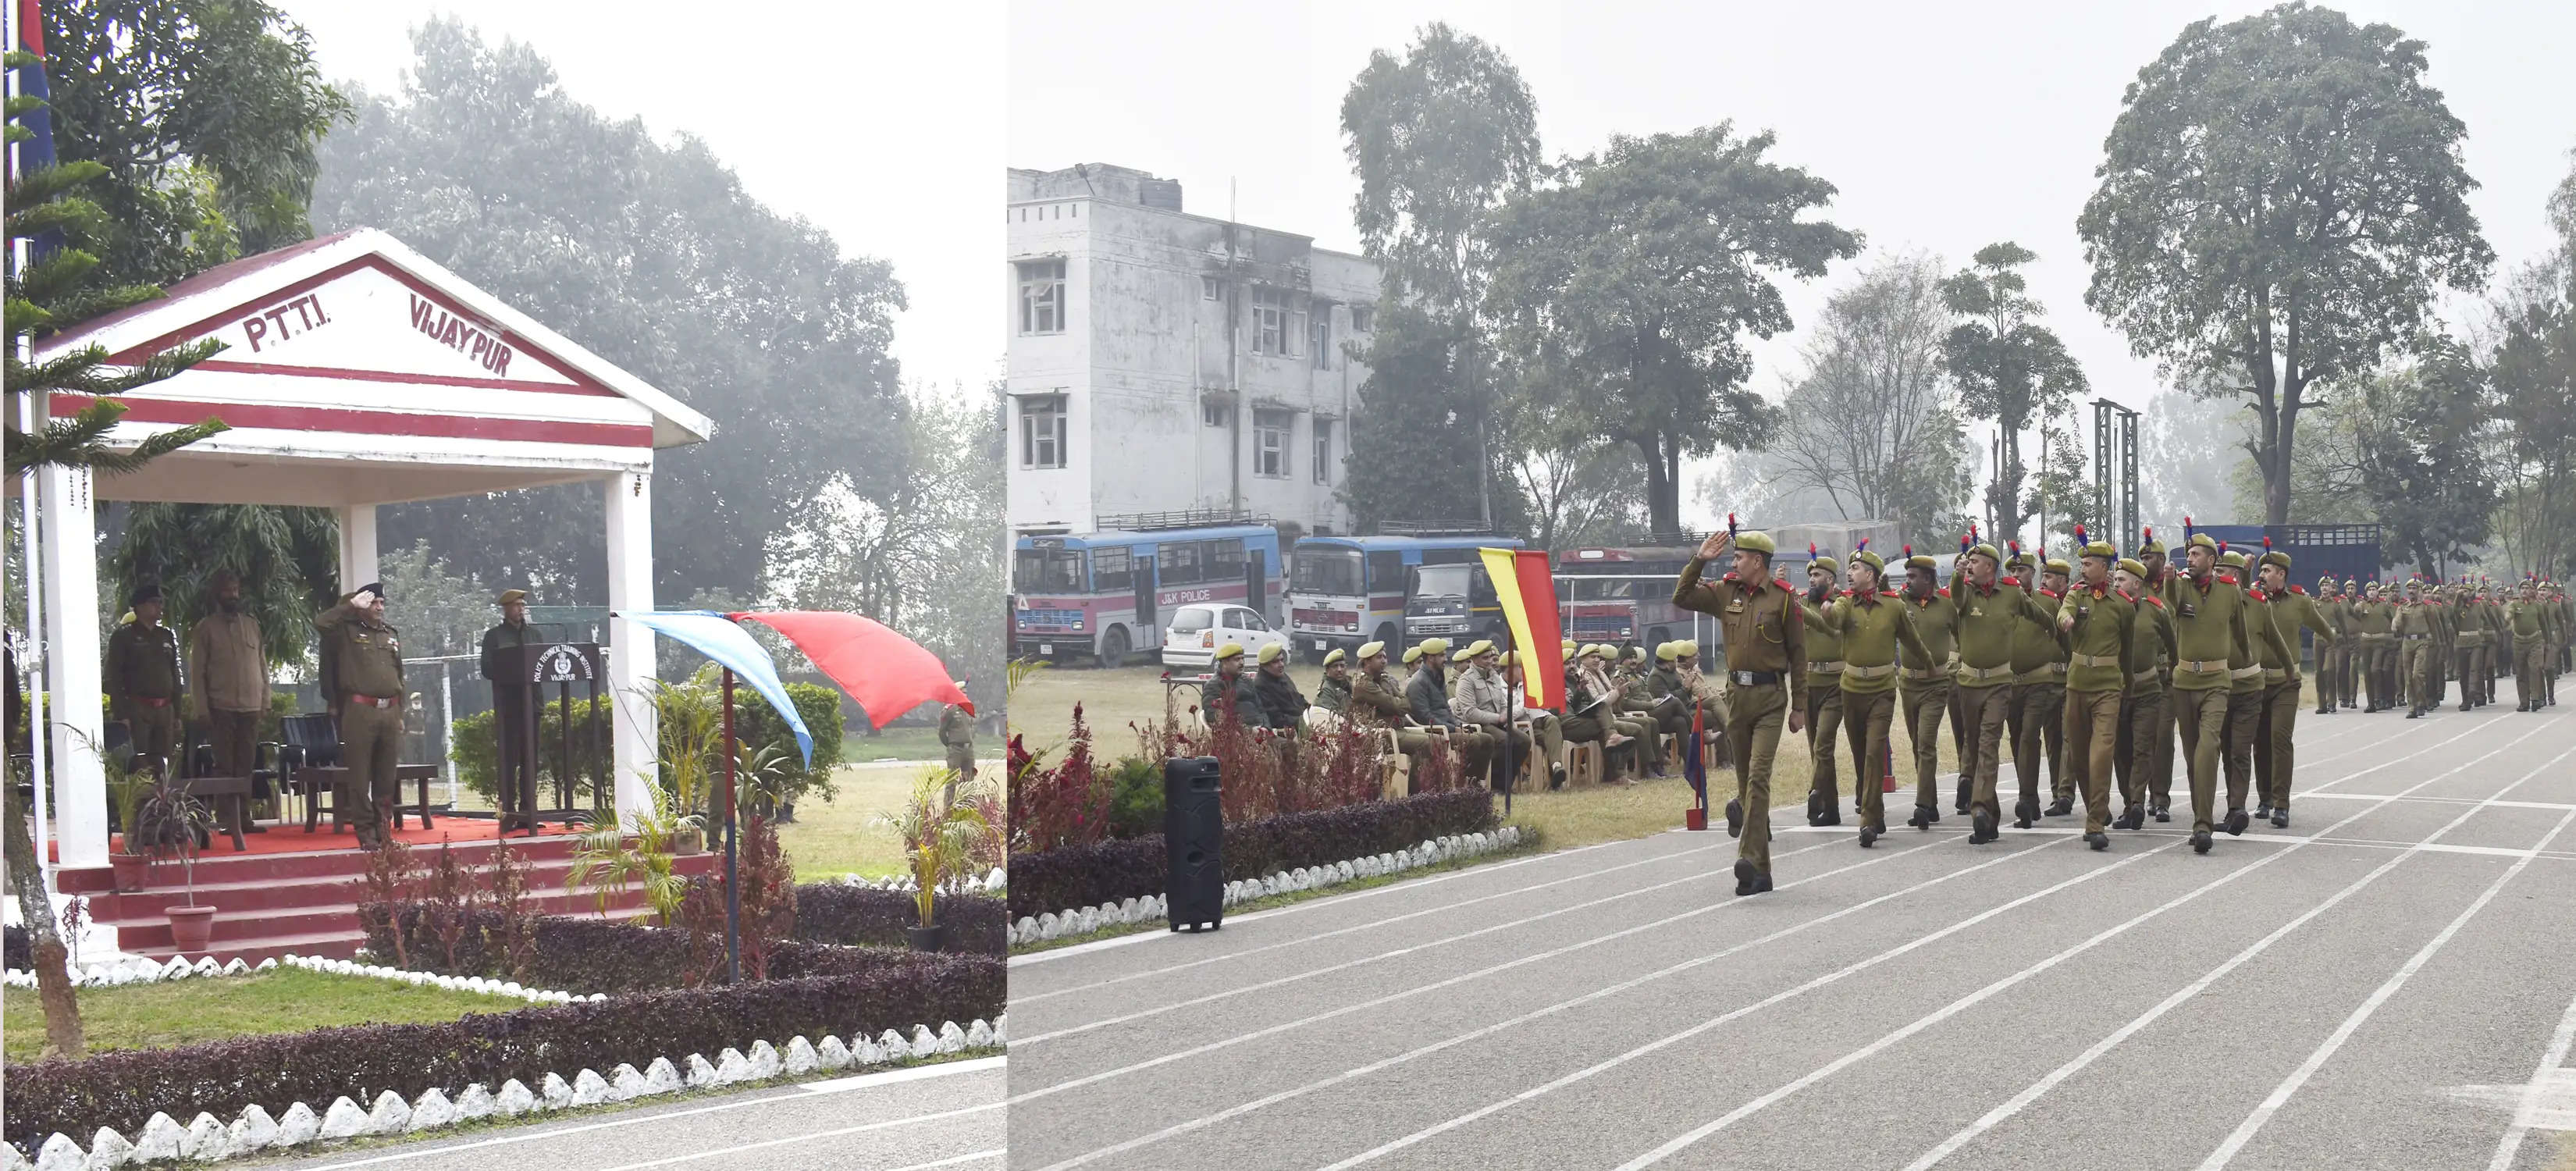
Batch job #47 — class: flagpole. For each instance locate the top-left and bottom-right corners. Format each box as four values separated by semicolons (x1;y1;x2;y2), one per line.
722;667;740;985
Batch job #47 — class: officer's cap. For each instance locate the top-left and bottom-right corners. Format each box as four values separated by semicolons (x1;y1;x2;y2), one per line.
1678;639;1702;658
1322;648;1347;667
2260;550;2293;571
2115;557;2147;578
1851;550;1885;573
1418;637;1450;657
2043;557;2071;575
1461;639;1496;660
128;582;162;607
1213;642;1246;662
497;589;529;606
2186;533;2219;552
1581;643;1610;660
1257;643;1286;665
1966;543;2001;564
2220;550;2250;569
1357;640;1386;661
1807;553;1840;575
1656;641;1681;662
1402;644;1425;665
1734;531;1777;556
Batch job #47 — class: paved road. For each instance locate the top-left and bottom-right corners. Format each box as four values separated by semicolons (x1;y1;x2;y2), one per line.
260;1057;1003;1171
1007;680;2576;1171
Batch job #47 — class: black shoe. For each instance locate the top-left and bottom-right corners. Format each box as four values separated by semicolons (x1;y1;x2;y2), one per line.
2461;702;2473;712
2193;830;2214;854
1859;824;1880;848
1909;804;1939;829
2114;806;2144;831
2225;807;2250;836
1725;799;1743;838
1955;794;1970;815
2256;803;2273;819
2271;810;2289;829
2045;797;2074;817
1806;789;1826;824
1749;869;1774;895
2153;805;2172;824
1733;857;1756;895
2087;831;2109;852
2014;799;2040;830
1970;810;1998;845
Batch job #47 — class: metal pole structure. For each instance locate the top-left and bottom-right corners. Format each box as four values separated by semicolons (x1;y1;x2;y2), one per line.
438;666;456;807
2093;400;2113;542
721;668;740;985
2120;409;2140;551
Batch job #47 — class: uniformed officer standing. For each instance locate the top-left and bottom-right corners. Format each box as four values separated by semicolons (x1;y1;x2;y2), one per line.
1950;538;2056;843
318;584;406;850
1894;546;1957;831
2254;548;2334;828
188;571;272;813
2508;582;2553;710
938;688;977;787
2340;579;2364;707
2112;557;2177;826
2024;553;2074;817
479;588;540;831
2219;550;2293;824
2137;529;2180;814
2397;579;2440;717
2453;584;2491;710
2353;582;2396;710
1673;527;1806;895
1797;548;1848;826
105;584;183;778
1813;546;1928;847
2055;530;2134;850
2314;576;2347;715
2161;529;2256;854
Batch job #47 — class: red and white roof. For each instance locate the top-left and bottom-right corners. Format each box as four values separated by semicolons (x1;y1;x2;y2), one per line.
30;228;714;507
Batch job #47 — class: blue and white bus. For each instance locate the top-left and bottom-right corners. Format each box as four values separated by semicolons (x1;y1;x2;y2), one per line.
1011;514;1284;669
1287;530;1523;662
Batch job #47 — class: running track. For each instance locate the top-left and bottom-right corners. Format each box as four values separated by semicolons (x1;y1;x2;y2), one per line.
1006;679;2576;1170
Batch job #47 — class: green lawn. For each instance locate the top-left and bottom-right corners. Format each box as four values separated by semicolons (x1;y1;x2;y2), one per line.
841;726;959;763
778;760;998;881
4;968;528;1062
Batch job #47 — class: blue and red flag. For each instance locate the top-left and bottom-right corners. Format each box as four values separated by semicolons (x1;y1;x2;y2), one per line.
11;0;53;172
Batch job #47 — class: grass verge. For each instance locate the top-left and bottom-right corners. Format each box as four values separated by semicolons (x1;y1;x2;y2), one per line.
3;968;528;1063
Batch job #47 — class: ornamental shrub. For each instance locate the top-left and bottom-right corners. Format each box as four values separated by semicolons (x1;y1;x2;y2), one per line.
794;885;1009;956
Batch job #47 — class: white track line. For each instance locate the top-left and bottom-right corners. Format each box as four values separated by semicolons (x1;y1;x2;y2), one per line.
1009;834;1941;1112
597;1141;1002;1171
1602;717;2553;1170
1905;737;2576;1169
2491;984;2576;1171
1026;836;2069;1171
2199;769;2576;1167
2291;717;2489;795
1014;833;1731;1006
1016;836;1813;1045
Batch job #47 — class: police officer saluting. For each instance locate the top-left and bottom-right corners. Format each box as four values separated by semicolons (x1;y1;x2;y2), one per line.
1672;521;1806;896
2161;526;2257;854
318;583;406;850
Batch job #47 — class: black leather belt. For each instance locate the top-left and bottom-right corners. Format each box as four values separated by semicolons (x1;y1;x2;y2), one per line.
1729;670;1782;686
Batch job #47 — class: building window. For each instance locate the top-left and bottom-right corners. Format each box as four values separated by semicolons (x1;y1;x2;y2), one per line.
1091;546;1133;593
1020;394;1066;469
1017;259;1066;335
1312;418;1333;484
1201;276;1220;301
1350;304;1375;333
1252;288;1286;355
1311;310;1332;369
1254;408;1292;479
1204;400;1231;428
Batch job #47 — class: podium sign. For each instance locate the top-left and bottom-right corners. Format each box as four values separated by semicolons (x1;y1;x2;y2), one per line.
483;642;607;834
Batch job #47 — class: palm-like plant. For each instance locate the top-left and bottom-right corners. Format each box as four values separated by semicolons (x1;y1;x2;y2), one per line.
565;788;691;924
878;767;996;931
649;678;720;822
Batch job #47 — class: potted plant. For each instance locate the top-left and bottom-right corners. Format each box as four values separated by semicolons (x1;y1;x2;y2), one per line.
130;780;217;954
102;740;155;893
877;767;994;952
566;788;690;924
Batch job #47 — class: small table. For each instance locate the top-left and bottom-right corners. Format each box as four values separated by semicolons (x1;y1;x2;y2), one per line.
297;764;440;834
177;774;251;852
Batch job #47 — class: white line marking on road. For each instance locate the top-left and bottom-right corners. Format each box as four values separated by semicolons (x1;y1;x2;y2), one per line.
1014;835;1731;1006
286;1059;1003;1169
1026;837;2070;1171
596;1140;1004;1171
1016;838;1823;1045
1904;741;2576;1170
2297;718;2492;795
2298;792;2576;811
1008;834;1950;1115
2197;795;2576;1167
1603;718;2553;1171
2492;997;2576;1169
798;1055;1009;1093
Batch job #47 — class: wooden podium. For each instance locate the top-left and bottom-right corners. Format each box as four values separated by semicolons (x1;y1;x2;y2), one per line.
483;642;607;835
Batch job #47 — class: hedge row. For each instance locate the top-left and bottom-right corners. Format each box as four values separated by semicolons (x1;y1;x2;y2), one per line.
2;952;1003;1149
1005;788;1499;920
793;885;1007;957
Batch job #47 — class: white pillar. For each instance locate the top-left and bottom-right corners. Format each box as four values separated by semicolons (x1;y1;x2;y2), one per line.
39;463;107;869
604;469;658;825
336;503;378;591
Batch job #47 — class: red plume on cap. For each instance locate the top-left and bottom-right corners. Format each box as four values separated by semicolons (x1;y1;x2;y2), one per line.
2144;525;2154;543
2262;535;2272;550
1809;542;1819;557
1903;543;1913;557
2074;522;2087;544
1856;537;1869;553
1727;513;1738;538
2008;539;2021;556
2183;515;2194;542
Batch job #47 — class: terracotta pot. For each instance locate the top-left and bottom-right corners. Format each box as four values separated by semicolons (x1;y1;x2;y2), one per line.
905;924;945;953
166;904;218;955
110;852;151;893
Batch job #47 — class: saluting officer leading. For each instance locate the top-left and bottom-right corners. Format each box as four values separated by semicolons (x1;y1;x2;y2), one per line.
318;583;406;850
1673;523;1806;896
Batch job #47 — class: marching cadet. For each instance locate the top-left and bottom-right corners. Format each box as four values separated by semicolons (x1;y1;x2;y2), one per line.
2026;552;2075;818
1950;534;2056;844
2454;582;2492;710
2055;528;2135;850
2314;576;2347;715
2508;582;2552;710
105;582;183;778
1350;642;1438;780
2353;581;2396;710
317;583;406;851
2254;545;2335;828
2397;578;2440;717
2162;526;2257;854
1998;543;2067;829
1314;648;1353;715
2137;528;2180;817
1894;546;1958;831
2112;557;2178;827
1812;544;1928;847
1798;546;1849;826
2218;549;2290;829
1201;643;1267;728
1673;522;1806;895
2341;579;2364;707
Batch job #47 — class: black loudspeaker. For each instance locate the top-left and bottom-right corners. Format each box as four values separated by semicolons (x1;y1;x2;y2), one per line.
1165;755;1225;932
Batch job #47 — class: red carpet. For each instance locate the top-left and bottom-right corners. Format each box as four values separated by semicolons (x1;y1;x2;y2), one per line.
61;817;582;861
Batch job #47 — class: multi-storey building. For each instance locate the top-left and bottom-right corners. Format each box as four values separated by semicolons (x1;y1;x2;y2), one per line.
1005;163;1379;538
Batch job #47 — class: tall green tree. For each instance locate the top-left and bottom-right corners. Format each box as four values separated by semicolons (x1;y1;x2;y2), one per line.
110;504;340;668
2077;2;2492;525
2484;150;2575;580
2347;347;2496;578
1770;252;1972;548
312;20;910;603
1485;123;1860;535
1339;23;1540;532
37;0;347;286
1937;242;2087;546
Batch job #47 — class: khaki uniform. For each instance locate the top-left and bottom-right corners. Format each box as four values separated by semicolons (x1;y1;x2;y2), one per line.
2117;593;2179;813
1816;590;1930;834
2397;594;2439;714
1351;669;1438;785
2162;567;2255;838
317;599;406;847
1799;591;1848;821
2507;599;2552;709
105;619;183;776
1949;570;2058;835
2254;586;2335;817
187;610;270;782
938;704;977;783
1673;558;1806;875
2008;585;2069;813
2056;582;2135;836
2313;588;2348;714
2451;594;2490;709
2351;594;2396;710
2223;587;2293;817
1895;586;1958;822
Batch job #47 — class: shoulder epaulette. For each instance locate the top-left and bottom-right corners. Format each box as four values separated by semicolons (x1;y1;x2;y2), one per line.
2145;596;2166;610
1720;571;1741;582
2248;588;2268;602
2039;589;2061;600
1774;577;1799;594
1936;587;1951;599
2218;574;2240;586
2289;585;2307;595
2000;575;2022;588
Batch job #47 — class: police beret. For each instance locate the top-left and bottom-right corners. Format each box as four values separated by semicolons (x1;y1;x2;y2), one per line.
1734;531;1777;555
2186;533;2219;551
497;589;529;606
1678;639;1701;658
2043;558;2070;575
1581;643;1610;660
1850;550;1885;573
1966;543;2001;564
1656;642;1681;662
1257;642;1285;664
1807;553;1841;575
1461;639;1496;660
2220;550;2249;569
2116;558;2147;578
1322;648;1347;667
1402;644;1425;664
2261;550;2292;570
1214;642;1246;661
127;583;162;607
1418;637;1449;657
1357;640;1386;660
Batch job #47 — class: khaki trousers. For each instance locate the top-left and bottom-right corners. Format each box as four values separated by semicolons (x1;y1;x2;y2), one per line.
1806;685;1845;809
1956;682;2012;827
340;700;402;846
1726;683;1788;874
2062;686;2122;835
123;703;180;777
1900;680;1951;813
2172;686;2229;835
2402;639;2435;711
1840;689;1895;830
2118;685;2169;810
2222;687;2261;815
2255;679;2301;811
2016;681;2068;805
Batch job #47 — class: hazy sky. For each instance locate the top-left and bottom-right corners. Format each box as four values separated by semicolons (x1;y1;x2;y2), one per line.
1011;0;2575;527
275;0;1003;401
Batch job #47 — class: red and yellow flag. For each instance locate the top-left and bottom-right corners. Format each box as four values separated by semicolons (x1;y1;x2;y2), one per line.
1478;546;1565;710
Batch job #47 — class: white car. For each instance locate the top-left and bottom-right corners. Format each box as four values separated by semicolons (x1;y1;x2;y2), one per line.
1158;602;1288;669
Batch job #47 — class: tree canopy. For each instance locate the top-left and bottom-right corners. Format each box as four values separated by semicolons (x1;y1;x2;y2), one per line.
1938;242;2086;546
2078;1;2492;525
1774;253;1973;548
